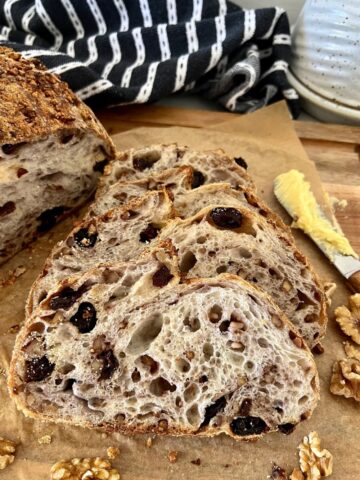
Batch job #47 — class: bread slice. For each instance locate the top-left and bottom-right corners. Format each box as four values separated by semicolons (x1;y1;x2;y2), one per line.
0;47;115;264
98;144;254;195
89;166;193;218
156;206;326;348
92;173;289;235
9;268;319;440
27;190;175;314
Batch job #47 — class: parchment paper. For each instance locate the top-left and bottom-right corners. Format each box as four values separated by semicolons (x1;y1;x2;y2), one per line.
0;103;358;480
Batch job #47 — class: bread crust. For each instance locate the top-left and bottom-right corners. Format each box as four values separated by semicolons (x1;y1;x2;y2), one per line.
0;47;115;156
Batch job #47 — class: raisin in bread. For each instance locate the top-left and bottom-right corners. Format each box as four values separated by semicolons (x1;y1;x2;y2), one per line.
89;166;193;217
9;270;319;440
0;47;115;264
27;190;174;314
97;144;254;195
156;206;326;348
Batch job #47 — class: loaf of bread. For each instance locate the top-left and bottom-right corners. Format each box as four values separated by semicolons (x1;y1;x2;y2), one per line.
9;262;319;440
89;166;193;217
156;205;326;348
27;190;174;314
0;47;115;264
97;144;254;195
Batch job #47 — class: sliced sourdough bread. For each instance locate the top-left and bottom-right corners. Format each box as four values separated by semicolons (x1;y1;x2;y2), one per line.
27;190;175;314
0;47;115;264
9;268;319;440
89;166;193;217
156;206;326;348
98;144;254;195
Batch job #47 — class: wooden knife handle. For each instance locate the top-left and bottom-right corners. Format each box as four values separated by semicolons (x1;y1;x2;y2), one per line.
348;271;360;293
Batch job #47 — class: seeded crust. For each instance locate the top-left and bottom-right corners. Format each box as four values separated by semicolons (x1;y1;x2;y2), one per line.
27;190;175;315
97;144;255;196
156;205;327;349
9;266;319;441
0;47;116;264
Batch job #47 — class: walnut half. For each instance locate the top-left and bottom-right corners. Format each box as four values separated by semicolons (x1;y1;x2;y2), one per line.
50;457;120;480
0;436;16;471
330;358;360;401
298;432;333;480
335;294;360;344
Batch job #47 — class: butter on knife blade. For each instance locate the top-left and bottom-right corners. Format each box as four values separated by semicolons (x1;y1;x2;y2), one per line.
274;169;360;293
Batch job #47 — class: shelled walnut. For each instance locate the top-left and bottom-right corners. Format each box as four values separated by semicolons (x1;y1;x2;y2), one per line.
0;436;16;471
50;457;120;480
335;294;360;344
297;432;333;480
330;358;360;401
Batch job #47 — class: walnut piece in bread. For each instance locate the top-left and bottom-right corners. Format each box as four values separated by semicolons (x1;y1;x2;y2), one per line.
0;47;115;264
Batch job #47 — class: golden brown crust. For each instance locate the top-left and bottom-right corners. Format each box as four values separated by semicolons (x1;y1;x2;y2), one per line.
0;47;115;157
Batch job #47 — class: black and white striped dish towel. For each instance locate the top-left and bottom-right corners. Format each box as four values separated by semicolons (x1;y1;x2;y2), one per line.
0;0;300;117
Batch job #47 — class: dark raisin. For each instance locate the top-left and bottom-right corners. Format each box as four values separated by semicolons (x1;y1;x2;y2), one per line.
219;320;230;332
312;343;324;355
49;286;86;310
278;423;296;435
152;265;174;287
234;157;248;169
133;153;159;171
199;375;208;383
139;223;159;243
70;302;97;333
60;133;74;144
200;395;227;427
74;227;98;248
2;143;25;155
98;349;119;380
63;378;76;391
25;356;54;382
210;207;243;229
0;201;16;218
230;416;268;436
238;398;252;416
37;206;65;232
269;464;287;480
17;167;28;178
191;170;205;189
93;159;107;173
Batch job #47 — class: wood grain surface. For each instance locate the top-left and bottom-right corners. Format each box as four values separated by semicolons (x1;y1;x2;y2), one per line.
96;104;360;255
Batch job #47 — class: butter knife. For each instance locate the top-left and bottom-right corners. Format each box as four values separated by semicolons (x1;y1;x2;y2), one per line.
274;171;360;293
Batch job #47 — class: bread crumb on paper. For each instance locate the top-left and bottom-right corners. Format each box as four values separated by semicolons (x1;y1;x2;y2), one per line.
146;437;152;448
167;450;178;464
191;458;201;466
268;463;288;479
107;446;120;460
38;434;52;445
0;265;26;287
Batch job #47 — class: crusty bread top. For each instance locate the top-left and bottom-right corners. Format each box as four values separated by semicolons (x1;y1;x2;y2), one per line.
0;47;115;156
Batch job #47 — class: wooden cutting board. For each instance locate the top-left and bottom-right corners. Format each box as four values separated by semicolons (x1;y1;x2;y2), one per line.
96;104;360;256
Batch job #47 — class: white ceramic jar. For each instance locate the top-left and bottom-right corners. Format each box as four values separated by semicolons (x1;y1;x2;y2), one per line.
289;0;360;124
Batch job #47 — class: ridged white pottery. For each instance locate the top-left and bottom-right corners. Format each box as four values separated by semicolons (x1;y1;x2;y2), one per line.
290;0;360;122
